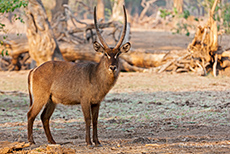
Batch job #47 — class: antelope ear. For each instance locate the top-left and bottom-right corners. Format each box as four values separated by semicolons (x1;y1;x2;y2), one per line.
93;41;104;53
120;42;131;53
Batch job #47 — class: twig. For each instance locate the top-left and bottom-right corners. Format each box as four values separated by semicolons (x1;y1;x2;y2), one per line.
201;28;207;48
75;0;93;14
52;15;66;29
158;53;191;73
176;68;189;73
210;0;219;17
213;54;218;77
196;62;207;76
63;4;88;26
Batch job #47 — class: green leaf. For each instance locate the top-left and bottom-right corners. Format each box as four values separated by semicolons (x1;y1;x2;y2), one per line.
183;10;190;19
186;32;190;36
176;29;180;34
173;7;178;14
1;49;4;56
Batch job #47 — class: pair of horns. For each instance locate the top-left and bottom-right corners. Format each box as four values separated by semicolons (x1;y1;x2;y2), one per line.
94;5;127;49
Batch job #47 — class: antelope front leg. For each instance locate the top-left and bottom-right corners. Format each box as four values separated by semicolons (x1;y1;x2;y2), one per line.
91;104;102;147
81;102;92;146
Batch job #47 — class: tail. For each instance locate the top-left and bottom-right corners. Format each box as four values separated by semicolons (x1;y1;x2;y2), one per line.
28;69;33;107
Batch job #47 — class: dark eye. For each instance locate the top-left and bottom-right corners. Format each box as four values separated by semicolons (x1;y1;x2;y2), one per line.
104;52;111;59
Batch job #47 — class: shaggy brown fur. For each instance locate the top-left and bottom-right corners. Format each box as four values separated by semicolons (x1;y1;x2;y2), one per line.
27;6;131;147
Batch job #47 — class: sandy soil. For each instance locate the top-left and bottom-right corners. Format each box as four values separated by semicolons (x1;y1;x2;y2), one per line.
1;29;230;153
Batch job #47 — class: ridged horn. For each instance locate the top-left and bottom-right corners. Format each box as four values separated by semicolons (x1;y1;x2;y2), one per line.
114;5;127;49
94;6;109;49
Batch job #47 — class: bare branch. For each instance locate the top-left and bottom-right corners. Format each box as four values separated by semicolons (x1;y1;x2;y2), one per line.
63;4;88;26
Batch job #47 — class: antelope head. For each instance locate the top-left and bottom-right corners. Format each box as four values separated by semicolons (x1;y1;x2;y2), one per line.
93;5;131;74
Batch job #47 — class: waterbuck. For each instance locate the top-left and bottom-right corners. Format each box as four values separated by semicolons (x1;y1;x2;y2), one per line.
27;5;131;147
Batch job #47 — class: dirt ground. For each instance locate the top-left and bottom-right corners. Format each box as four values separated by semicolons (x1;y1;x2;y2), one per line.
1;29;230;153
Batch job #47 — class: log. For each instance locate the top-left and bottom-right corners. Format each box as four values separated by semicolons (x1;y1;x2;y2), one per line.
59;42;168;71
0;36;167;72
158;53;191;73
7;33;229;75
0;34;29;71
2;35;230;75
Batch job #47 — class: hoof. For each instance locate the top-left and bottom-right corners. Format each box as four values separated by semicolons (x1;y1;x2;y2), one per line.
48;141;56;144
87;144;94;149
95;144;103;147
29;141;35;145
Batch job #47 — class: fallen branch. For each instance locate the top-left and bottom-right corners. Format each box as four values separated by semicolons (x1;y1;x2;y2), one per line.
158;53;191;73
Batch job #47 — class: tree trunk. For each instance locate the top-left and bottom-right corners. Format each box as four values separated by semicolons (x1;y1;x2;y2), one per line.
111;0;124;22
165;0;173;10
187;0;220;76
139;0;157;21
51;0;69;38
173;0;183;13
26;0;63;66
97;0;105;22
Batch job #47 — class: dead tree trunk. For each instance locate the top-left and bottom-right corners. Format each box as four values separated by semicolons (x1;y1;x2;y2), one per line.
97;0;105;22
111;0;124;22
51;0;69;39
187;0;221;76
139;0;157;21
26;0;63;66
165;0;173;10
173;0;183;13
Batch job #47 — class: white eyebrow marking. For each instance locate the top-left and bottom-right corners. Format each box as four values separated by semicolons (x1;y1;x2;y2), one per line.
114;52;120;59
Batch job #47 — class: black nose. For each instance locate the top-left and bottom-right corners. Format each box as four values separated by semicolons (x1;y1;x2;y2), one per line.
109;65;117;71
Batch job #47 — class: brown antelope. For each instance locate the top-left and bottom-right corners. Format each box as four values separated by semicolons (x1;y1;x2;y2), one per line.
27;5;131;147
